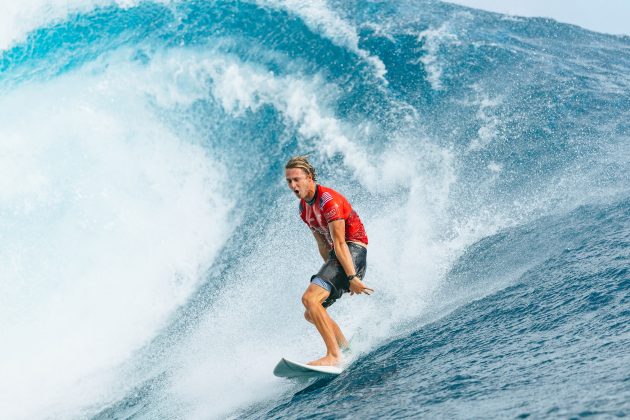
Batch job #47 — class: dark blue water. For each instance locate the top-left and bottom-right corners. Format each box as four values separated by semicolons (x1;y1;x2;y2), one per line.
0;1;628;418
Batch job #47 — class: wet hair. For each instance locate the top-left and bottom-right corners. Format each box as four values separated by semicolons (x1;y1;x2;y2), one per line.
285;155;317;181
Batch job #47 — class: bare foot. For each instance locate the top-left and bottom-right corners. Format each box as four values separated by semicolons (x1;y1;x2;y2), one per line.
307;355;341;366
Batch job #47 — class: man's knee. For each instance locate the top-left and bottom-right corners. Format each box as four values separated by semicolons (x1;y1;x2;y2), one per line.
302;288;327;309
301;292;317;309
304;310;314;323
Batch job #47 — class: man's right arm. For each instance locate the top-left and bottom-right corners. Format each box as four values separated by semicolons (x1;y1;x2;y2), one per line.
312;231;330;261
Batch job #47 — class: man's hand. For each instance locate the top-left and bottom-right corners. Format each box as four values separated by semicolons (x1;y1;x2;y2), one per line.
349;278;374;296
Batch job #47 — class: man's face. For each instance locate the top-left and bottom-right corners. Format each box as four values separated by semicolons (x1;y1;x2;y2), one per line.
285;167;313;200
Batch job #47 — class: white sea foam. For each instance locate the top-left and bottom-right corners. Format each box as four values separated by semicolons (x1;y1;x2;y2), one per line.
156;49;382;188
0;48;233;419
416;23;461;90
466;85;503;152
488;161;503;172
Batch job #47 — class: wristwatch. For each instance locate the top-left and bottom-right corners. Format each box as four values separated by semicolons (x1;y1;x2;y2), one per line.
347;274;359;281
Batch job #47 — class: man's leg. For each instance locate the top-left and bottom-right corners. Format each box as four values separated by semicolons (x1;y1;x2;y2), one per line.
304;310;348;349
302;283;343;366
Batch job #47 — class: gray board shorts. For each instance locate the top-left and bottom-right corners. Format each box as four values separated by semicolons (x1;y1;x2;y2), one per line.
310;242;367;308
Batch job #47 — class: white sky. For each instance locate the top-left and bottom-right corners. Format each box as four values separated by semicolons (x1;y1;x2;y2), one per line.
446;0;630;36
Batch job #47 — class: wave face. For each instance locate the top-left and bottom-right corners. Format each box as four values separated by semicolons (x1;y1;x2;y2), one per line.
0;0;628;418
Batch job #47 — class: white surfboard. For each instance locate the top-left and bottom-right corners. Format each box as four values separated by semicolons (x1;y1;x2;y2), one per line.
273;357;343;379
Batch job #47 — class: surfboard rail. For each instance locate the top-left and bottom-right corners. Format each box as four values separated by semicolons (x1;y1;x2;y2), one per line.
273;357;343;378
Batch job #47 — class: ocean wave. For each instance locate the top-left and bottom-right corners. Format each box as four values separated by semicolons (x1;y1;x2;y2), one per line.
0;0;628;418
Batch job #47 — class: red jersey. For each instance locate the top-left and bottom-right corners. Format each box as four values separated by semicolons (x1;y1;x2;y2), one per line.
299;185;368;247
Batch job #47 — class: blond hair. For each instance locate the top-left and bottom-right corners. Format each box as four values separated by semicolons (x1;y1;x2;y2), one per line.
285;155;317;181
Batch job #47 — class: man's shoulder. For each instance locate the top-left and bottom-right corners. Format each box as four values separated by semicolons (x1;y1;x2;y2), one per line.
317;185;348;209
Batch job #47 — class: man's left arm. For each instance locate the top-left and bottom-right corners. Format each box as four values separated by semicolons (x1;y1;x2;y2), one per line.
329;220;374;296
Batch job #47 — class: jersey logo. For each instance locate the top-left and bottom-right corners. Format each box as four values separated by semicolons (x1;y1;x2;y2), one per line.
320;192;333;209
324;207;338;220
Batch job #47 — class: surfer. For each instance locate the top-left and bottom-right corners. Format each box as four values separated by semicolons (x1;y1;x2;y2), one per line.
285;156;373;366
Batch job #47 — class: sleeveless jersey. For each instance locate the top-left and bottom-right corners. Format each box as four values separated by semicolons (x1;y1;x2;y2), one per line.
299;185;368;248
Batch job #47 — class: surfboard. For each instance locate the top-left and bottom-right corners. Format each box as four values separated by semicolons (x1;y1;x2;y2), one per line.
273;357;343;379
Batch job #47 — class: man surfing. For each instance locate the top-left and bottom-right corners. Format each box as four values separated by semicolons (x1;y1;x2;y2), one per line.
285;156;373;367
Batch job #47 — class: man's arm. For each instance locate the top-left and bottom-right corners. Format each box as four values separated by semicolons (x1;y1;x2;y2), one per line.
312;230;330;262
328;220;374;295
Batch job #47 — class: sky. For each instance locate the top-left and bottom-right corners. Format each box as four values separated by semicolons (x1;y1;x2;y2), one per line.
446;0;630;36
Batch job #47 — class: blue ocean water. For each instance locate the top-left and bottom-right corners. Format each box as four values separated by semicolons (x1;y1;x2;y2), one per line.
0;1;628;418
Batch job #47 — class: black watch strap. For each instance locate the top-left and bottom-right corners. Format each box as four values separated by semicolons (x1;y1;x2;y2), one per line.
347;274;359;281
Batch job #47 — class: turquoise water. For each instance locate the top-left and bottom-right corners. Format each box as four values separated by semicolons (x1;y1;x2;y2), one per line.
0;1;628;418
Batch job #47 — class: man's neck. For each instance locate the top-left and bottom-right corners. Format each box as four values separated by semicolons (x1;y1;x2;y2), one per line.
305;184;318;205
